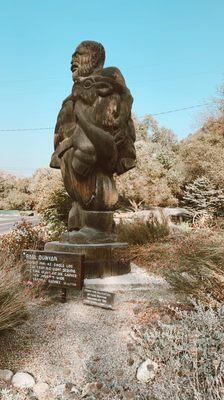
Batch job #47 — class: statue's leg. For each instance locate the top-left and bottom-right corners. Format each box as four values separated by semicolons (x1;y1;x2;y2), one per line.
62;171;118;244
72;127;96;176
60;148;85;233
68;201;83;231
60;144;119;243
87;171;118;211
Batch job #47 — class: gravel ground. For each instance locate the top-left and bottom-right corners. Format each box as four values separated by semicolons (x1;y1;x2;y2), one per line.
0;275;176;399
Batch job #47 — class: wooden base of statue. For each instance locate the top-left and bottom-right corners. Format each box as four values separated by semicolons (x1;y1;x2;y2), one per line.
45;210;130;278
44;241;130;278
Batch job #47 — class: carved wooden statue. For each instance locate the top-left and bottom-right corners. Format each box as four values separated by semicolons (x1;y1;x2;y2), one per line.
50;41;136;243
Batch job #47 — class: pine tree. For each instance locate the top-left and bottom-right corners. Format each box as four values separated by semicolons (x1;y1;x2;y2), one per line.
182;176;224;216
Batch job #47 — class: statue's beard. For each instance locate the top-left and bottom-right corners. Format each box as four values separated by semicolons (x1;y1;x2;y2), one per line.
73;54;100;80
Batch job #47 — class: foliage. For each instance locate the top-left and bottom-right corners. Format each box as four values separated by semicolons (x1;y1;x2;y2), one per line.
116;116;180;206
163;230;224;303
29;167;71;234
0;171;33;210
133;301;224;400
0;220;52;263
182;176;224;216
0;257;28;332
179;111;224;190
117;217;170;245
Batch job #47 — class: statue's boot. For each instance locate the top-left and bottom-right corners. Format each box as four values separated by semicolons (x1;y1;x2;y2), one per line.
61;210;116;244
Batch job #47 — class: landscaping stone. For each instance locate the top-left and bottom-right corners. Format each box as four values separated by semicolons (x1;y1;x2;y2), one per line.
70;385;80;394
81;382;98;398
136;359;158;383
33;382;49;398
51;383;66;396
0;369;13;382
11;372;35;388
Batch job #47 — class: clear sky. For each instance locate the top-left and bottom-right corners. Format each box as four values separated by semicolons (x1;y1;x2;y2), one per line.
0;0;223;176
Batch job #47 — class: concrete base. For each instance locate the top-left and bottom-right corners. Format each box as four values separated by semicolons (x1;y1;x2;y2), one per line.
84;263;168;292
44;241;130;279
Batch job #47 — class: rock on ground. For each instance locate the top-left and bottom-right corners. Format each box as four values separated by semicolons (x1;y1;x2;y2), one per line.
0;369;13;382
33;381;49;397
136;359;158;383
11;372;35;389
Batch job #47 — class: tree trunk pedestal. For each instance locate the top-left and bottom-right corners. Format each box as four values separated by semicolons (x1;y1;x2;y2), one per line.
44;241;130;279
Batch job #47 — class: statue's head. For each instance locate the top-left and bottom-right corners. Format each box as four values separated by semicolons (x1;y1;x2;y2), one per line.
71;40;105;81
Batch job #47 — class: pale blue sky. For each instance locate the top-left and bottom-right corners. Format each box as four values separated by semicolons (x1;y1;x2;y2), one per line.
0;0;223;176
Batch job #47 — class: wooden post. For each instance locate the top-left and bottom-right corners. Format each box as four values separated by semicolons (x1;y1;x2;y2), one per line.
61;287;67;303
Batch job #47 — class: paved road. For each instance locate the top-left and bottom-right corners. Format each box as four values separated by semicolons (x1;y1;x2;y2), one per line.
0;214;39;235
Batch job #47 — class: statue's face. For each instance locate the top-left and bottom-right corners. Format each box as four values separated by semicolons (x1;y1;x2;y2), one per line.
71;44;99;81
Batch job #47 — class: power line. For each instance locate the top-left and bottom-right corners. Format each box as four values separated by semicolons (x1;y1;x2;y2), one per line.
0;102;212;132
0;127;52;132
147;102;212;117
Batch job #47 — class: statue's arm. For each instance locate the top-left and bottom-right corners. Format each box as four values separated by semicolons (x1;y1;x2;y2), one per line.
50;96;75;169
102;69;136;175
50;121;62;169
75;100;118;173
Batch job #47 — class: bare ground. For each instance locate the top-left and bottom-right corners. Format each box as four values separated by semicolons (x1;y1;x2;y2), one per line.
0;271;178;399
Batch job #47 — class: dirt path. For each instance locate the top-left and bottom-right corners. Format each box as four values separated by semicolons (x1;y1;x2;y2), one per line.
0;271;176;399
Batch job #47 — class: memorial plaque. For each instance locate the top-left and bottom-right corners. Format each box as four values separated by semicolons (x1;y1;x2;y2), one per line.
22;250;84;290
82;287;115;310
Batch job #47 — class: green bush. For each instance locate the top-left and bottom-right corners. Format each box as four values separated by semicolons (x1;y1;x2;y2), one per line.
38;183;71;236
182;176;224;217
29;168;71;236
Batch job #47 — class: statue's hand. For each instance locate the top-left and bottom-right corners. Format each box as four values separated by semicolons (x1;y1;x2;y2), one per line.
114;129;128;147
72;153;94;176
50;151;61;169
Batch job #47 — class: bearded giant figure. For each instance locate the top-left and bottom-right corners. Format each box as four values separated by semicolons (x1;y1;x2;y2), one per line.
50;41;136;243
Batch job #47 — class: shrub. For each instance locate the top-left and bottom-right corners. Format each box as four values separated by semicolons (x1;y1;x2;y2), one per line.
29;168;71;235
116;117;179;207
182;176;224;217
133;301;224;400
38;183;70;236
0;258;28;332
0;172;33;211
3;189;33;211
117;218;170;245
179;112;224;190
0;220;52;264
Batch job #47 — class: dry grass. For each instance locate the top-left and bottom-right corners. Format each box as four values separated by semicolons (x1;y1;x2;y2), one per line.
0;258;28;332
117;218;170;245
125;227;224;303
164;229;224;303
